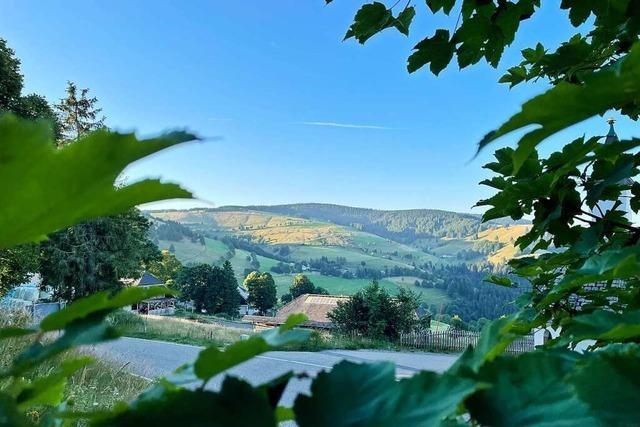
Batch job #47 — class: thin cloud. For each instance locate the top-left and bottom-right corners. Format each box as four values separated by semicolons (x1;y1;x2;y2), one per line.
296;121;393;130
207;117;234;122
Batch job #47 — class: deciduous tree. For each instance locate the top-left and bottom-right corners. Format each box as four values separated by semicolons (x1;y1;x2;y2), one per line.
147;249;182;287
329;280;421;340
0;244;39;296
177;261;240;316
244;271;277;315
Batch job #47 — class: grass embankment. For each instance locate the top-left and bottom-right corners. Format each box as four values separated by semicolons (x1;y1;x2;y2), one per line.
0;314;149;423
111;311;449;353
109;311;248;348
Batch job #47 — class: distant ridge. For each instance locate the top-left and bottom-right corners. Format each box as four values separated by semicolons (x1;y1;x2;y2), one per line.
148;203;525;242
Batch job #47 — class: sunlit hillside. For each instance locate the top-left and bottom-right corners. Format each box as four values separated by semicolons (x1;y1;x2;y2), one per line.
476;224;531;264
147;205;528;321
152;209;352;246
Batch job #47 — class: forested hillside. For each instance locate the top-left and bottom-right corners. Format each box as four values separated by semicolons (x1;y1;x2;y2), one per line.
147;204;528;322
246;203;521;241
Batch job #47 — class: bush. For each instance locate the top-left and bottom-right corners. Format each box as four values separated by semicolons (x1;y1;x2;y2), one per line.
328;280;421;340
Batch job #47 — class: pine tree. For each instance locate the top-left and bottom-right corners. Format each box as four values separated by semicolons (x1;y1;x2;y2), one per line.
56;81;105;144
219;261;240;316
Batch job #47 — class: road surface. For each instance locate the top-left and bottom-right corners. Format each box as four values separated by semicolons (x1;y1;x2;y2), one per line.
89;337;459;406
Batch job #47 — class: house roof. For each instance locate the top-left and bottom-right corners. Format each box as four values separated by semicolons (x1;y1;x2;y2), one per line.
135;271;164;287
237;286;249;303
277;294;350;324
605;119;619;144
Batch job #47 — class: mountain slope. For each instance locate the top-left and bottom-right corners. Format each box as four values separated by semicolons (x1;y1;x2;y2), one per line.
146;204;528;322
244;203;521;241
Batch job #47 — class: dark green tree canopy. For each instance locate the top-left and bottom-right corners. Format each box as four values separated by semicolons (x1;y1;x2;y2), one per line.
0;244;38;297
0;38;23;112
40;209;160;302
329;280;421;340
177;261;240;316
0;38;60;138
244;271;277;315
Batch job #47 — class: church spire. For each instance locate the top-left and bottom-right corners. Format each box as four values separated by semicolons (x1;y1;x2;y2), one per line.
605;117;619;144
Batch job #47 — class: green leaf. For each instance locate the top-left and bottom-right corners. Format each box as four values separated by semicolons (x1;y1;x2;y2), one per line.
569;344;640;425
542;247;640;305
40;286;175;331
344;2;394;44
4;287;174;376
560;309;640;344
276;406;295;422
0;393;28;427
560;0;594;26
484;274;516;287
426;0;456;14
0;115;195;249
294;361;476;427
451;311;535;373
393;7;416;36
466;350;594;426
16;357;92;409
499;65;528;87
194;314;309;382
10;319;118;376
294;361;475;427
477;42;640;172
194;337;269;383
260;372;294;410
408;29;454;75
96;377;276;427
0;327;36;340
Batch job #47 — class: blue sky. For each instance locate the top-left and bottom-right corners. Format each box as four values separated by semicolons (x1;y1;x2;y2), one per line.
2;1;634;213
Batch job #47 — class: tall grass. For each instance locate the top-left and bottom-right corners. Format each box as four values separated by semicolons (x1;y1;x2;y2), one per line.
109;310;249;348
0;313;149;425
273;329;404;352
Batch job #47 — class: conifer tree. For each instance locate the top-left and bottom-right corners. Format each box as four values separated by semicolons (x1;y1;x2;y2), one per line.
219;260;240;316
56;81;105;144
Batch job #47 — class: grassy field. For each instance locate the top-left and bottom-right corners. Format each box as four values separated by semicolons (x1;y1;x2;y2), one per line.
428;239;475;257
153;209;353;246
0;316;149;422
350;232;443;265
273;273;399;297
157;237;230;265
287;245;416;271
110;311;248;347
477;224;530;264
228;248;280;280
387;276;451;306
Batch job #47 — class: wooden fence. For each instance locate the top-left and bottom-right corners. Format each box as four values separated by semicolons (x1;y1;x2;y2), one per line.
399;329;534;354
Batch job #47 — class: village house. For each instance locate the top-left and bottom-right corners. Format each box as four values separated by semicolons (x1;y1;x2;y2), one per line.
244;293;349;329
237;286;258;316
129;271;176;315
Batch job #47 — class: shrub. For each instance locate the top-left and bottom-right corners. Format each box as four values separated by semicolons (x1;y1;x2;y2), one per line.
328;280;421;340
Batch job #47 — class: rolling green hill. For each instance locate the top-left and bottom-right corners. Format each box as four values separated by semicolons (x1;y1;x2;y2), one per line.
244;203;524;241
147;204;528;321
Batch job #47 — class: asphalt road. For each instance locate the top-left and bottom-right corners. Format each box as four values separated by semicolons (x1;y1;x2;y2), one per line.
89;337;459;407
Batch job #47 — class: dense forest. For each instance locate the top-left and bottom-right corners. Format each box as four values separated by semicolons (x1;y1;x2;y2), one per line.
148;218;205;244
419;263;524;321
